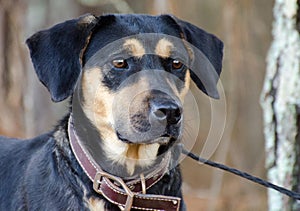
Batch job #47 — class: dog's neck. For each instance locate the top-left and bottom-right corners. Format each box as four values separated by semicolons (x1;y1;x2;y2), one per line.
70;98;174;179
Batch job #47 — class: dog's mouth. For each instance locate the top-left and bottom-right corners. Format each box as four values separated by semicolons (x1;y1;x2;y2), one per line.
117;132;173;145
117;131;178;157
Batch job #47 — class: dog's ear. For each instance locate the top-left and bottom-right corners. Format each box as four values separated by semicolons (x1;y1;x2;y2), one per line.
162;15;224;99
26;14;98;102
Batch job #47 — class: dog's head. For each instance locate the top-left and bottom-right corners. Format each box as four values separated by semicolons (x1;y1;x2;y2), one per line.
26;14;223;176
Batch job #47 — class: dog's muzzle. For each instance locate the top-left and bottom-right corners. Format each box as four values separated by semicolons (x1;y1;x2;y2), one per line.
117;91;183;144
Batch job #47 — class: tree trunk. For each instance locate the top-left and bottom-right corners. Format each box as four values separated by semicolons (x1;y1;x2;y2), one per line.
261;0;300;210
0;0;27;137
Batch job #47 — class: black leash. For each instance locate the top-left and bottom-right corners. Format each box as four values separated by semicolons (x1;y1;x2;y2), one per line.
181;146;300;200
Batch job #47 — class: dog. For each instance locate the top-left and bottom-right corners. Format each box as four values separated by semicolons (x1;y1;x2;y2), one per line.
0;14;223;210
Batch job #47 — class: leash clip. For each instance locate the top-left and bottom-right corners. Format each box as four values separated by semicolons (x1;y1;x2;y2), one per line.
93;171;134;211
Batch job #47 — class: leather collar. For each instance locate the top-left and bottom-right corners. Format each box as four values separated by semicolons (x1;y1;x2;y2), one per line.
68;116;181;211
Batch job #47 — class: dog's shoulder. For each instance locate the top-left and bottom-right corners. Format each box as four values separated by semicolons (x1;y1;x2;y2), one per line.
0;133;53;172
0;131;89;210
0;133;52;208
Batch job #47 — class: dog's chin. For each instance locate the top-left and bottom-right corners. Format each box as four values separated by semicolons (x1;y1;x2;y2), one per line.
116;131;180;157
110;132;180;176
117;132;172;145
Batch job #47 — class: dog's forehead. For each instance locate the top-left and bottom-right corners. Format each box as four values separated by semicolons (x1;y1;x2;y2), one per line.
113;14;180;35
84;14;183;61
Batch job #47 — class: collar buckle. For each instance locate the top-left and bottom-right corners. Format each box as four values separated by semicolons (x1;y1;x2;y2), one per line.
93;171;134;211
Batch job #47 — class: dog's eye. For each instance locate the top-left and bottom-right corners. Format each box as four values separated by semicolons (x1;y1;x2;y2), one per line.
172;59;183;69
112;59;128;69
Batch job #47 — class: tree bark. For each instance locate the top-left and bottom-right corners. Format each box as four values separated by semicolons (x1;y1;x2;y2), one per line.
261;0;300;210
0;0;27;137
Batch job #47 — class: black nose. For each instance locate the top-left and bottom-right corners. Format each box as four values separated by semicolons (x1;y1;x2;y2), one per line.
151;101;182;125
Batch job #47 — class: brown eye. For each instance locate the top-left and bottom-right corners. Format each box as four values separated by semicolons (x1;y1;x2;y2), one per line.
112;59;128;69
172;59;183;69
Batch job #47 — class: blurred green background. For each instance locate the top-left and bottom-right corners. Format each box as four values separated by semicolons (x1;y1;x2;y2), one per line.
0;0;273;210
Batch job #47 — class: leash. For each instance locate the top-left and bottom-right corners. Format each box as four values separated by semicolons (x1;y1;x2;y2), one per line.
181;146;300;200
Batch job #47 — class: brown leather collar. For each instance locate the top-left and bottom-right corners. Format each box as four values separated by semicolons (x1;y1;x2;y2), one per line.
68;116;181;211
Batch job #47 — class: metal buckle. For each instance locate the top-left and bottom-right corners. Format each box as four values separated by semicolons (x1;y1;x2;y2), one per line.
140;173;146;194
93;172;103;193
93;171;134;211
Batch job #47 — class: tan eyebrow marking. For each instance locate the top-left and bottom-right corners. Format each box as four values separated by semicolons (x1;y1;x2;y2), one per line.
155;38;174;58
123;38;145;58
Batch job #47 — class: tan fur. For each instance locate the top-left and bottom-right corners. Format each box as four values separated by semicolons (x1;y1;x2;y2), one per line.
88;197;106;211
138;143;160;161
125;144;160;175
123;38;145;58
78;15;97;25
126;144;140;159
155;38;174;58
179;69;191;101
79;15;97;66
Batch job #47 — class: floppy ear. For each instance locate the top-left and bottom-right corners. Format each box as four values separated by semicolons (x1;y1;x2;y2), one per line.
26;14;98;102
163;15;224;99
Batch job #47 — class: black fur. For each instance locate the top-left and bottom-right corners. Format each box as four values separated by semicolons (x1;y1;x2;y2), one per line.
26;14;98;102
0;14;223;210
160;14;223;98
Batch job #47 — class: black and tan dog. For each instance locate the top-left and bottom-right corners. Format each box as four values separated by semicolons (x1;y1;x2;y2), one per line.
0;14;223;210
